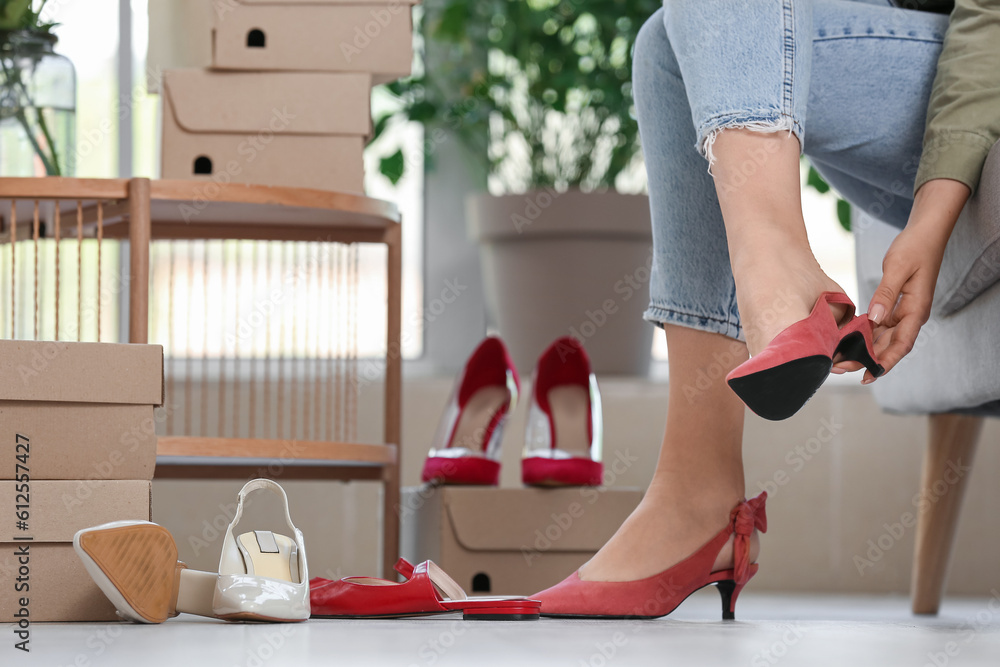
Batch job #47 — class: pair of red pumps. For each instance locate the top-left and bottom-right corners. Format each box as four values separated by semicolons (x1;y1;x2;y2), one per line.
421;335;604;487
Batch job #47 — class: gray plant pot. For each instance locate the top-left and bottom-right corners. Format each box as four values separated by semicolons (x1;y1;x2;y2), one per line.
467;189;654;376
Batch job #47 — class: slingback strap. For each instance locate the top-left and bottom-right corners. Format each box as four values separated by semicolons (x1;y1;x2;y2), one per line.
731;492;768;586
817;291;857;323
394;558;416;580
231;479;300;539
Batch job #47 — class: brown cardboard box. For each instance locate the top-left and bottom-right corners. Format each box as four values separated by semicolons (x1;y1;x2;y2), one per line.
0;340;163;481
400;486;643;596
211;1;419;83
0;480;152;622
161;69;370;192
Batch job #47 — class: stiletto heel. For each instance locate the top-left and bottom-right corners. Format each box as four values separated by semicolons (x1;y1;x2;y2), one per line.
533;493;767;619
726;292;884;421
716;580;737;620
715;575;753;620
834;315;886;378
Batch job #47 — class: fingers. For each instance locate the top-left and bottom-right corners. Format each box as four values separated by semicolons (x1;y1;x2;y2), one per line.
869;312;925;378
868;258;908;327
831;360;863;374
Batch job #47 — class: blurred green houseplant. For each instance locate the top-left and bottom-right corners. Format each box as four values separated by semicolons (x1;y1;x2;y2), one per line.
372;0;659;193
0;0;67;175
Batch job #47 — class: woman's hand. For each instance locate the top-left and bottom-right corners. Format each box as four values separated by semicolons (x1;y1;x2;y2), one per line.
833;178;970;382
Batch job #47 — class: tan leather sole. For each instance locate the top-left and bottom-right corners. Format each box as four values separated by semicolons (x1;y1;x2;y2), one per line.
77;523;184;624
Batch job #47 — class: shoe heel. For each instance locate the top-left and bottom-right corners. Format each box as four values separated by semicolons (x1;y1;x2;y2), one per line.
836;316;885;378
715;580;745;621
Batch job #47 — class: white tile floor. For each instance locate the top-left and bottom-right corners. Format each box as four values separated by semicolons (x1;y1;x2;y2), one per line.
8;592;1000;666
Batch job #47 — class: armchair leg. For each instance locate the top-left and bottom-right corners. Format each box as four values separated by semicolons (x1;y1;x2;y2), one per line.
911;413;983;615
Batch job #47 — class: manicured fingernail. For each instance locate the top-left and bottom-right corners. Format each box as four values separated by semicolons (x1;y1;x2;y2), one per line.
831;367;845;374
862;376;874;385
869;304;886;325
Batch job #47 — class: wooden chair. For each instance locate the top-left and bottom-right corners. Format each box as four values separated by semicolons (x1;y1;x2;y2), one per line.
0;176;402;572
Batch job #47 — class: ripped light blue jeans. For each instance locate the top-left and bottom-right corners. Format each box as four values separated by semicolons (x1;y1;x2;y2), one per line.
635;0;949;339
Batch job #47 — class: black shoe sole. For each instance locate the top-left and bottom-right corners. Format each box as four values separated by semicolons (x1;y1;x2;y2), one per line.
727;355;832;421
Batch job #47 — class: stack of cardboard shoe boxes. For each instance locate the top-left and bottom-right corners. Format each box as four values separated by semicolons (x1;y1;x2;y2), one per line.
160;0;419;193
0;340;163;622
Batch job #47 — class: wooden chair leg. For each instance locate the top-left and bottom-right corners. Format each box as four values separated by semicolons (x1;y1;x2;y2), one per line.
911;413;983;615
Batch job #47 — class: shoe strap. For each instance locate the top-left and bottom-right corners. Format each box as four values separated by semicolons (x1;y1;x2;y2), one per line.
225;479;306;578
231;479;298;535
415;560;467;602
730;492;768;586
394;558;416;580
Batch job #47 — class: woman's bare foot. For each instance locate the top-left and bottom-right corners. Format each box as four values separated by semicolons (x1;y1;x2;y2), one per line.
578;479;759;582
732;238;848;358
709;131;850;357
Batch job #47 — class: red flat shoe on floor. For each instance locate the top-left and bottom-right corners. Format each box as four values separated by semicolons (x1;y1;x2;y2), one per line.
726;292;884;421
532;493;767;619
522;337;604;487
421;337;519;485
310;558;540;621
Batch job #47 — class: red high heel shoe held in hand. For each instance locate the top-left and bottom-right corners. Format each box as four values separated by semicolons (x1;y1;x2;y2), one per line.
726;292;884;421
533;493;767;619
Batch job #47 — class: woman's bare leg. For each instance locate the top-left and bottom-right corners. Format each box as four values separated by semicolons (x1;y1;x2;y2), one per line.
581;134;839;583
711;131;848;355
580;324;750;582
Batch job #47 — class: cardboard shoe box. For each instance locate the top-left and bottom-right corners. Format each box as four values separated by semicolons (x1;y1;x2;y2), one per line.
0;340;164;480
401;486;643;596
161;69;371;192
0;481;152;622
0;340;161;621
211;0;419;83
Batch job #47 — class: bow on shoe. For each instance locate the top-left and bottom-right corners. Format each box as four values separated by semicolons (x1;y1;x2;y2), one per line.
730;492;768;585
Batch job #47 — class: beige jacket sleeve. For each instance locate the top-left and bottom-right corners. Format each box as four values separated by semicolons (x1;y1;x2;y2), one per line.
915;0;1000;194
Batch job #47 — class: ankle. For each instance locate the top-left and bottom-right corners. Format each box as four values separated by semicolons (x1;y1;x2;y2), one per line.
644;477;744;526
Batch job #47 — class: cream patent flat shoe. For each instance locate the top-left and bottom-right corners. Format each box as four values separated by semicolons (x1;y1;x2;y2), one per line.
213;479;310;622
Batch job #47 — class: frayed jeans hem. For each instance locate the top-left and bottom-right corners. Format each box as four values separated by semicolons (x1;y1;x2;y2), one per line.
697;111;804;167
